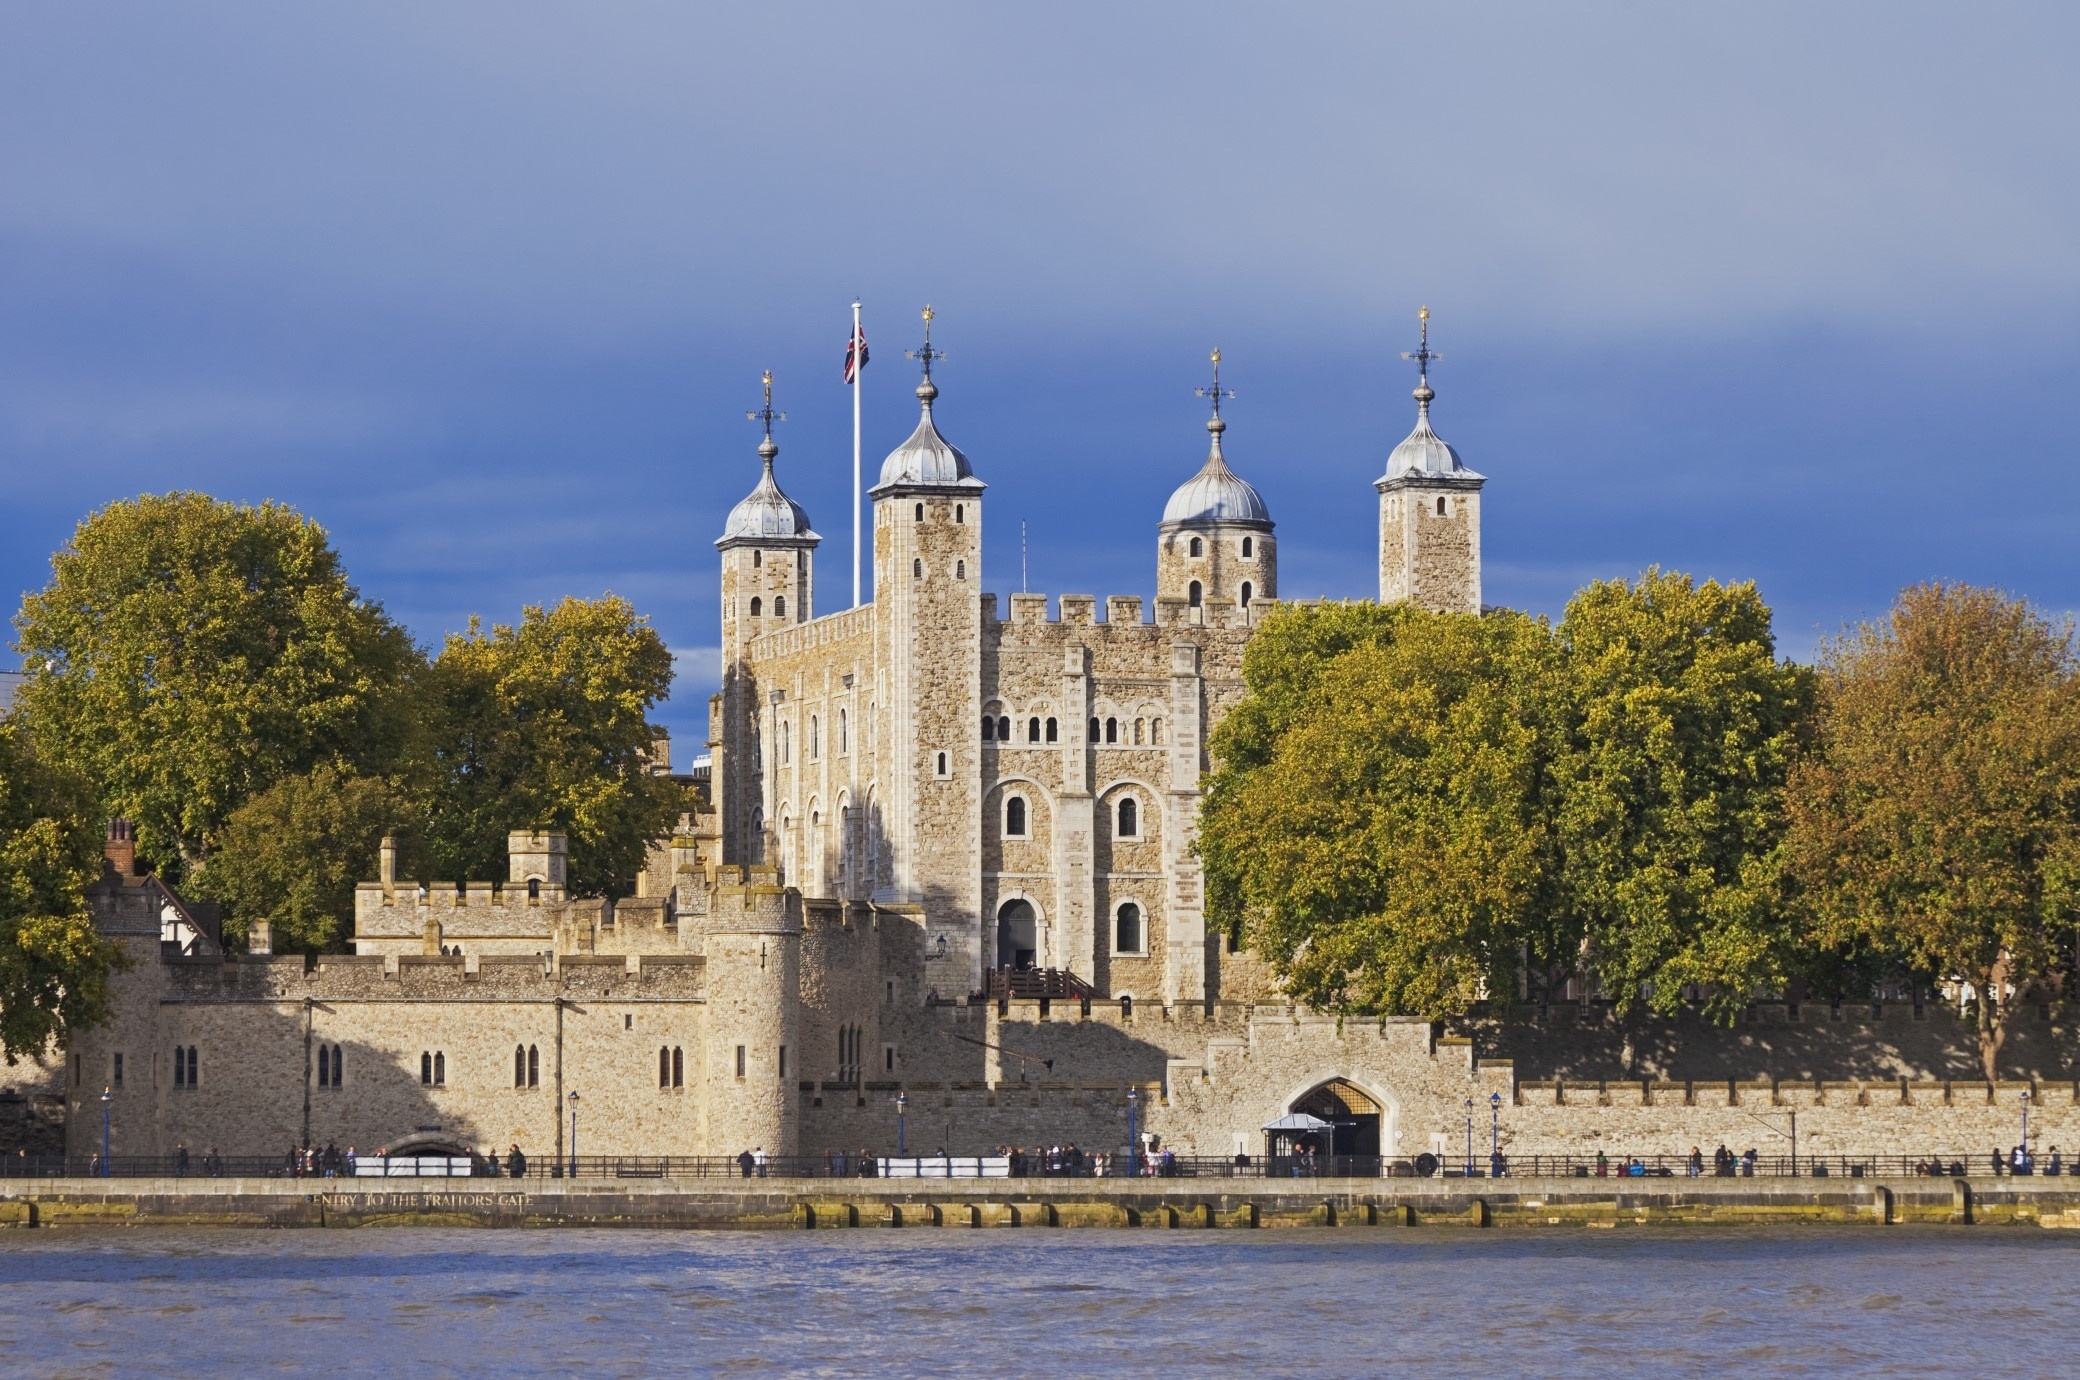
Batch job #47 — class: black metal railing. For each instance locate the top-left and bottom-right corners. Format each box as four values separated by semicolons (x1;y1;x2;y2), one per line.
1;1151;2060;1182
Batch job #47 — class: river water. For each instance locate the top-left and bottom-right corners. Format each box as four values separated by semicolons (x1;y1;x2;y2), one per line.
0;1227;2070;1375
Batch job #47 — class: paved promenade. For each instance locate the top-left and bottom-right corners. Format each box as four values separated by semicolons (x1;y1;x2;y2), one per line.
7;1174;2080;1229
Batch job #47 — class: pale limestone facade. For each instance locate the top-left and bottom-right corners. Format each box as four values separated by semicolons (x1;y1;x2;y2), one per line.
69;330;2080;1170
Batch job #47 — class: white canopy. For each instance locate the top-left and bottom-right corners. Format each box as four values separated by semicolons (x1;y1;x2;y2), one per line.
1262;1112;1336;1133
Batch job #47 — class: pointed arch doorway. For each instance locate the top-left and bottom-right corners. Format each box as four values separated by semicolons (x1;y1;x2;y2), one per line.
1290;1079;1383;1159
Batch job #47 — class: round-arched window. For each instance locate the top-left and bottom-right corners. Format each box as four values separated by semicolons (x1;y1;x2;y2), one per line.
1005;796;1027;837
1117;796;1138;837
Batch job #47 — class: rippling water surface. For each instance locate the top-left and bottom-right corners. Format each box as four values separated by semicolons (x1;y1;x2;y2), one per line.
0;1227;2070;1375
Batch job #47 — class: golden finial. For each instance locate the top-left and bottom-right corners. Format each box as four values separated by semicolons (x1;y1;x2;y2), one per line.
921;304;934;325
1210;347;1222;364
1196;348;1235;429
906;306;945;385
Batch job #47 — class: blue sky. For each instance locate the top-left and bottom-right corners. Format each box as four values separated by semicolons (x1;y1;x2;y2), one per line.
3;4;2075;764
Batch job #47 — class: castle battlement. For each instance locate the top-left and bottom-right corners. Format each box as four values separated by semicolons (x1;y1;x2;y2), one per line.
748;604;874;662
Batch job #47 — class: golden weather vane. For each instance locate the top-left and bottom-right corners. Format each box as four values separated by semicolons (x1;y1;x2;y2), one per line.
747;369;786;443
1196;346;1236;421
905;305;946;381
1400;306;1438;388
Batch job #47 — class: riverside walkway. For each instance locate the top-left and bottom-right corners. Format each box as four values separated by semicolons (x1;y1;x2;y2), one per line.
5;1174;2079;1229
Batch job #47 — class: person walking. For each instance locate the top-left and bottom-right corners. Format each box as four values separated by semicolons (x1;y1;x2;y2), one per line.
1687;1146;1702;1178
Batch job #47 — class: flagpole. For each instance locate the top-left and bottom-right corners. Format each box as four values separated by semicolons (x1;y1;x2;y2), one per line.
851;298;863;608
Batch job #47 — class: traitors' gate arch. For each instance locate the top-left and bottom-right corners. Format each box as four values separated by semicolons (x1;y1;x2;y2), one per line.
1287;1078;1392;1159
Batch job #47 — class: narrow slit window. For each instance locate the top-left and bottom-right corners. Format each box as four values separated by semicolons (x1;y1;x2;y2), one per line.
1028;716;1040;741
528;1044;539;1087
955;504;964;523
1240;581;1252;607
750;596;762;617
914;503;924;522
1242;536;1253;558
517;1045;528;1087
956;560;965;580
421;1051;433;1085
1105;717;1118;744
913;558;923;579
736;1045;747;1077
433;1052;445;1085
673;1047;683;1088
1045;717;1058;742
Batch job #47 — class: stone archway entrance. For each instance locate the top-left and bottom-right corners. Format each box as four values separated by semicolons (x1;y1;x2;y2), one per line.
996;899;1038;970
1290;1080;1383;1159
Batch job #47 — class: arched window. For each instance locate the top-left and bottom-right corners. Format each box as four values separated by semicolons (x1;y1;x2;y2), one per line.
913;558;923;579
1045;717;1058;742
1120;994;1133;1016
174;1046;186;1086
528;1044;539;1087
839;708;848;754
935;752;949;776
1028;716;1040;741
809;715;820;759
982;715;995;741
528;877;541;900
673;1046;683;1088
749;807;764;863
956;560;966;580
753;550;762;567
914;503;924;522
774;595;786;618
997;716;1010;740
517;1045;528;1087
781;720;790;764
1188;581;1203;607
1005;796;1027;837
433;1052;445;1085
955;504;964;523
1117;796;1138;837
750;596;762;617
1088;717;1099;742
314;1046;325;1088
1189;536;1203;557
1151;717;1164;744
1437;496;1447;516
1242;536;1254;558
1134;717;1145;745
1240;581;1253;607
421;1052;433;1085
660;1046;671;1088
328;1046;340;1087
1115;903;1143;953
1105;717;1118;744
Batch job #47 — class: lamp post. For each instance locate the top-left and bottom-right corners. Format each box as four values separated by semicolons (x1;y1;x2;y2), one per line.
100;1086;111;1177
2022;1087;2031;1166
1489;1091;1502;1176
1127;1087;1140;1177
895;1091;907;1157
568;1091;579;1179
1464;1098;1474;1178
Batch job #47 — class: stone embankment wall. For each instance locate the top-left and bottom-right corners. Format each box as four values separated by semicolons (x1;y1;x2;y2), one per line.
10;1175;2080;1230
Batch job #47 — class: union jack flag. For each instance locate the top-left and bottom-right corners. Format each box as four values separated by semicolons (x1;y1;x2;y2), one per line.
843;327;869;384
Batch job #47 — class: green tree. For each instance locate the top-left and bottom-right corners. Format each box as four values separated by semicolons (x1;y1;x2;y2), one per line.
191;765;408;954
1201;605;1559;1017
410;596;686;895
13;493;419;878
1549;569;1812;1020
1783;584;2080;1082
0;722;116;1063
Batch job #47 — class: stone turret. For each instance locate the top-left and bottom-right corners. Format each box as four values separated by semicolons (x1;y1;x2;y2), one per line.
700;865;802;1157
1377;308;1484;615
869;307;985;994
1158;349;1275;619
715;371;819;868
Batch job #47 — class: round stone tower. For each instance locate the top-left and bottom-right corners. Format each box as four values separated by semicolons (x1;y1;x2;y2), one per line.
700;866;803;1159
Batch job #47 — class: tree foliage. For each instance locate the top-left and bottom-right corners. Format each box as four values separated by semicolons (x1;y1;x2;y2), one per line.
1203;607;1556;1019
191;765;409;955
1202;571;1810;1025
13;493;417;878
407;596;687;896
1783;583;2080;1081
1549;569;1813;1020
0;722;115;1063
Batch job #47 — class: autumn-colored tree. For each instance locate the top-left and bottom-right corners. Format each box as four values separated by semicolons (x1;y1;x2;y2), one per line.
1784;584;2080;1081
1550;570;1812;1020
191;765;410;954
408;596;687;896
1201;605;1559;1018
13;494;418;878
0;722;116;1062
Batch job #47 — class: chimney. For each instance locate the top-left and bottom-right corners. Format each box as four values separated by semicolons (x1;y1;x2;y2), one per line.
248;918;272;956
378;835;398;886
104;819;136;876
